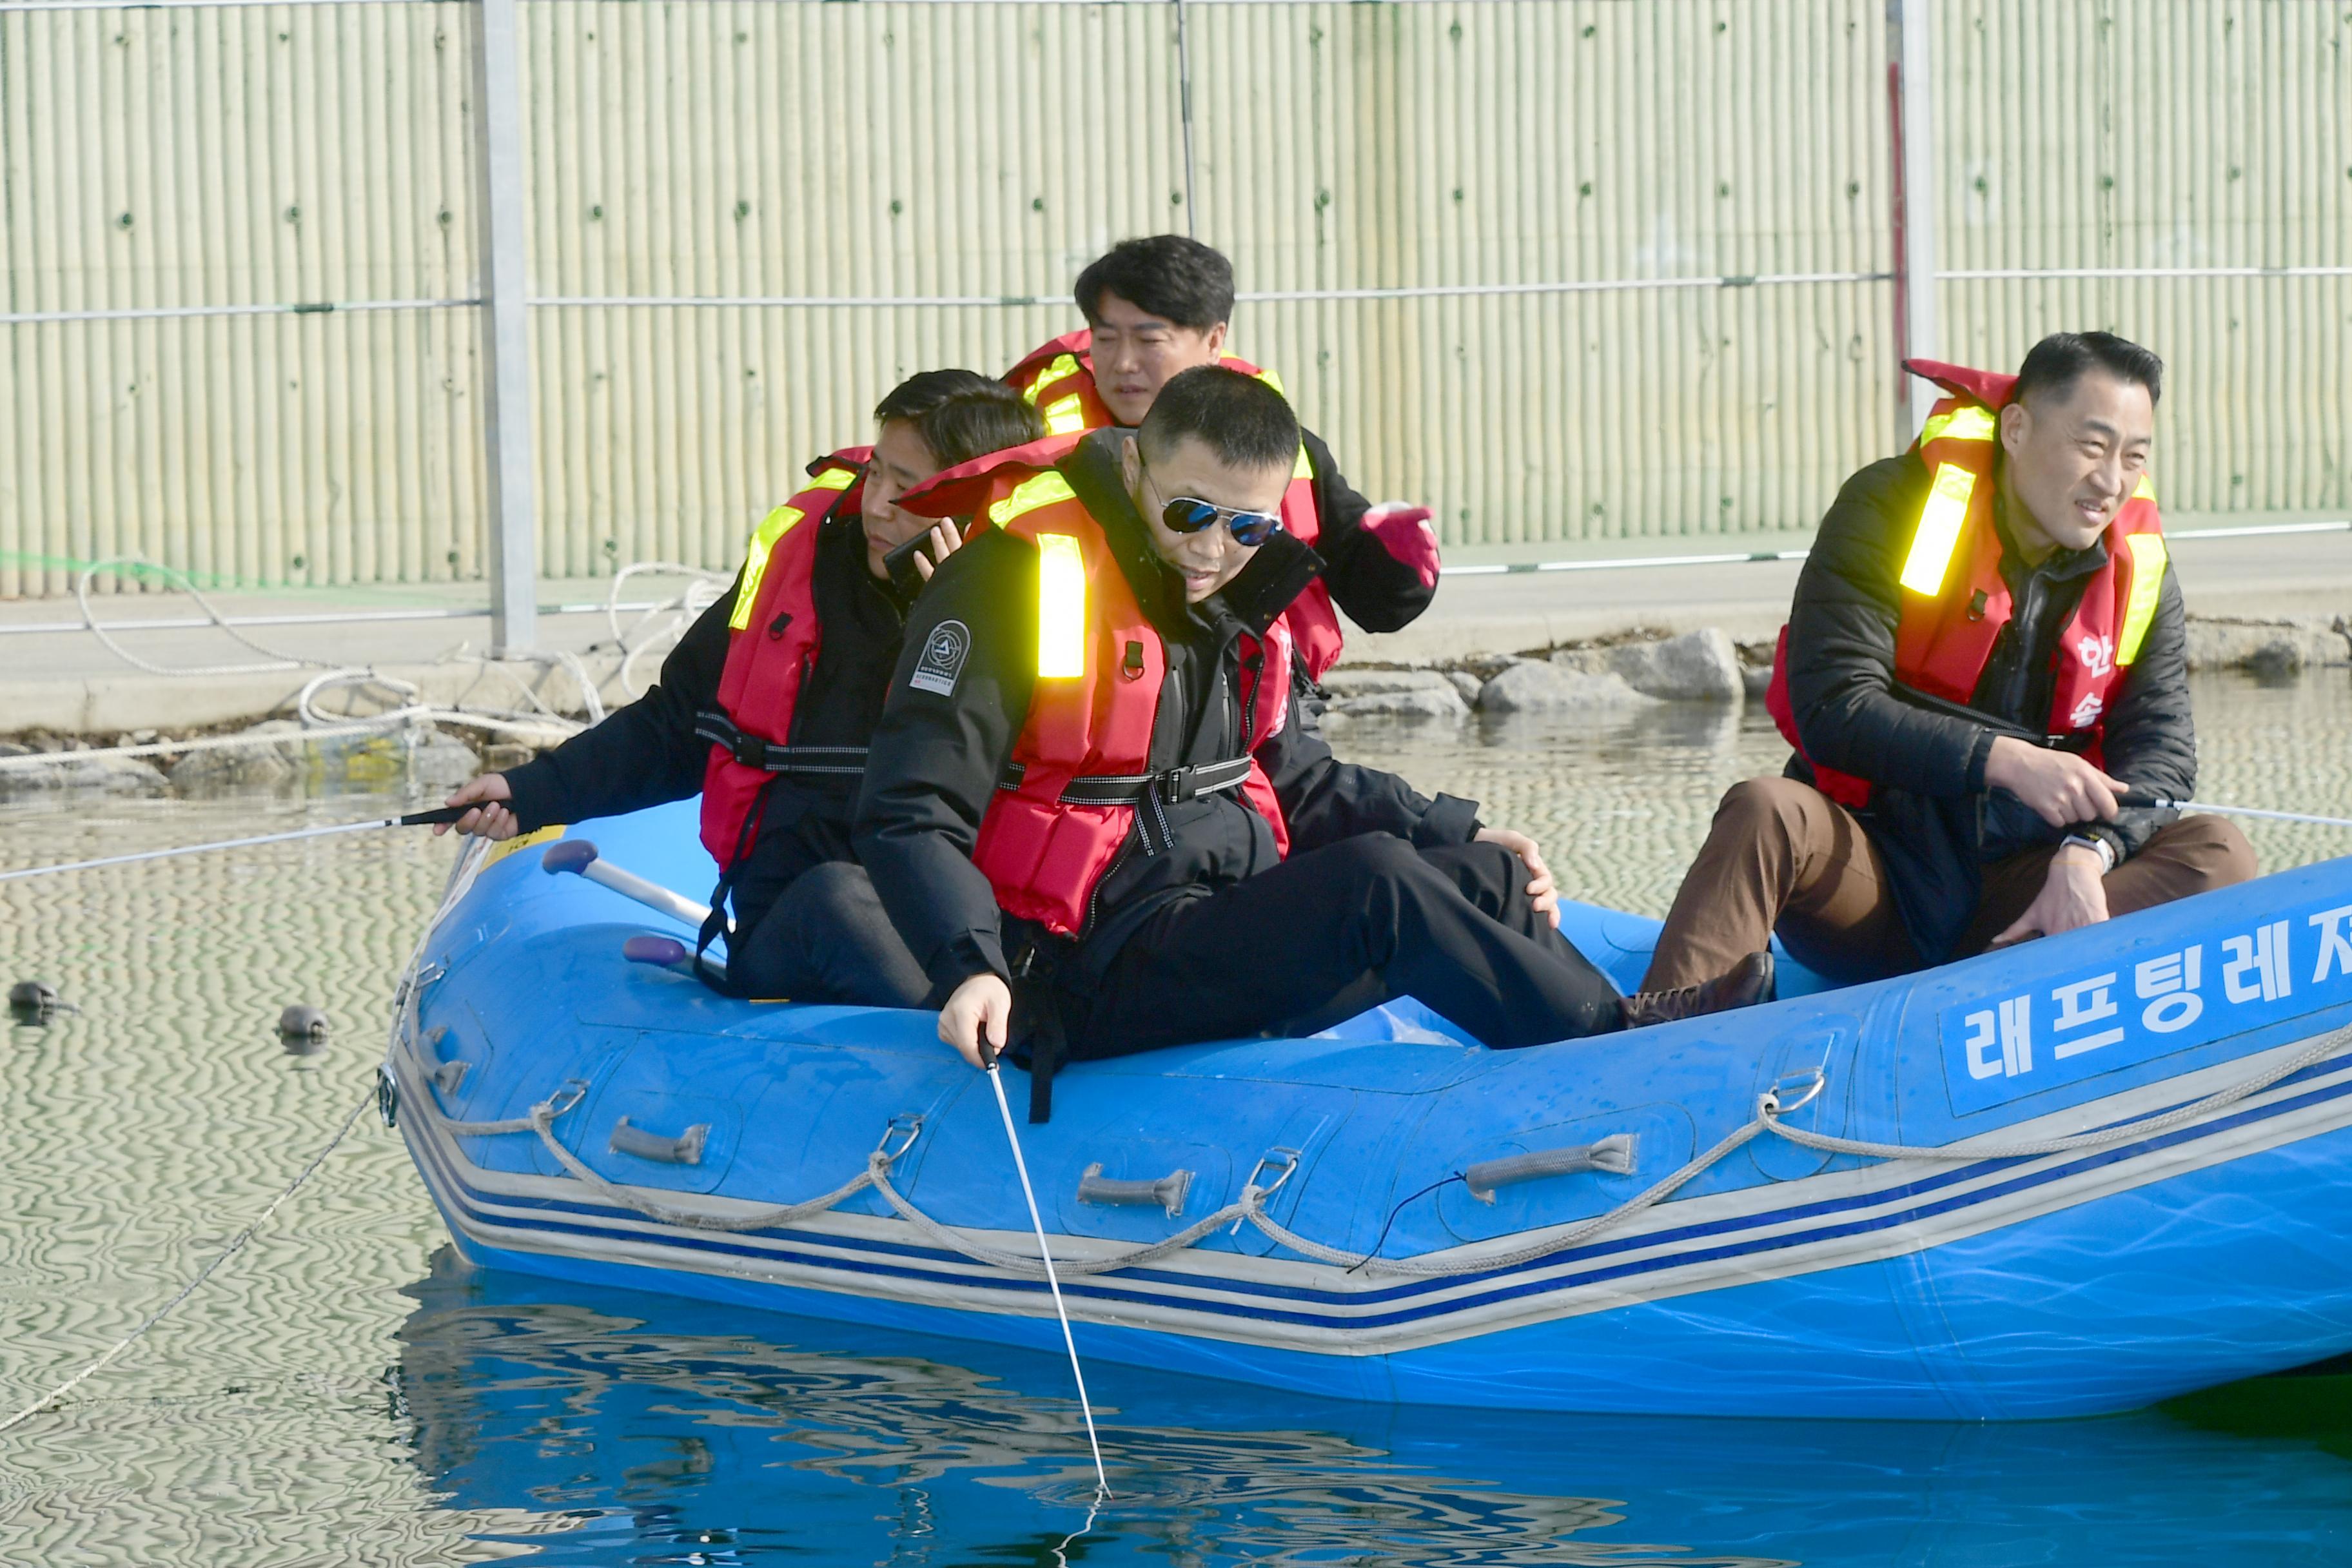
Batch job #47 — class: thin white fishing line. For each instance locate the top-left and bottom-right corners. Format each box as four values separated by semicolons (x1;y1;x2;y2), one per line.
0;1087;374;1436
0;818;411;883
985;1063;1110;1496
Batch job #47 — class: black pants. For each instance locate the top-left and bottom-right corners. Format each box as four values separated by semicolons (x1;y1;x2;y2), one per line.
729;861;932;1007
1066;836;1625;1058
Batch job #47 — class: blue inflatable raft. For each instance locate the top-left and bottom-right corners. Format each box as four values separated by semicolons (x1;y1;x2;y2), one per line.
385;799;2352;1420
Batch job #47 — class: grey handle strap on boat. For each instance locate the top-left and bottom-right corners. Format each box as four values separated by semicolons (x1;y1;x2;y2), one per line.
1465;1135;1636;1203
1077;1162;1193;1217
610;1115;709;1166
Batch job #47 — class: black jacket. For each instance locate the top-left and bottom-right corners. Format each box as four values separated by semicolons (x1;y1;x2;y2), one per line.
1297;426;1435;634
502;513;917;921
854;429;1482;997
1781;452;2197;962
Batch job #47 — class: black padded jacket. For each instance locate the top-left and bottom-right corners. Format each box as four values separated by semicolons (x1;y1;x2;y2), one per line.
1780;451;2197;963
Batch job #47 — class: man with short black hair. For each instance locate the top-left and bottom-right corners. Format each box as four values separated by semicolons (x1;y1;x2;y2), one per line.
437;371;1046;1004
856;366;1763;1118
1643;332;2256;994
1006;234;1440;676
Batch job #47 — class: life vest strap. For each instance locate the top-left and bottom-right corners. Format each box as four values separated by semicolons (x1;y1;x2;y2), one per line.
694;712;868;776
1024;755;1257;807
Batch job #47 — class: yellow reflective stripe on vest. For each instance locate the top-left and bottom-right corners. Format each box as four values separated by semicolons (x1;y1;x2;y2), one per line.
1035;533;1088;679
1292;442;1313;480
1041;393;1087;436
1024;353;1081;406
729;503;807;630
2132;473;2157;502
1899;462;1978;598
990;470;1077;527
1237;362;1286;398
808;465;858;491
2117;533;2170;667
1921;405;1997;445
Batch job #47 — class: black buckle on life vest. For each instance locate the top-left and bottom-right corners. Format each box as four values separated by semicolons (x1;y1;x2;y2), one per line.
1967;589;1990;622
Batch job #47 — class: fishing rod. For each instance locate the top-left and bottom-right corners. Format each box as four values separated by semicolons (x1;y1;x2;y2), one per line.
0;805;471;883
2114;790;2352;830
1883;685;2352;829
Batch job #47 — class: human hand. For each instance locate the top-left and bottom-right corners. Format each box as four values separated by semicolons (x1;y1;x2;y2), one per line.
1476;826;1560;928
1984;736;2126;828
912;518;966;582
1988;843;2112;948
938;972;1012;1068
1362;502;1441;590
438;773;518;840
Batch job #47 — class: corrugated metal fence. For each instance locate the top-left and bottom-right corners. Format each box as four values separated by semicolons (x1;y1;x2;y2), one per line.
3;0;2347;602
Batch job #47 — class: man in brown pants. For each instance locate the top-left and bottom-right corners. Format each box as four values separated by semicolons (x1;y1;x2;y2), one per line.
1643;333;2255;997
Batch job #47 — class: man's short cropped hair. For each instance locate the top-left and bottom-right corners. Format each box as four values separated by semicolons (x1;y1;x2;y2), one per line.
1074;236;1236;333
2012;331;2164;411
874;370;1045;467
1136;365;1299;473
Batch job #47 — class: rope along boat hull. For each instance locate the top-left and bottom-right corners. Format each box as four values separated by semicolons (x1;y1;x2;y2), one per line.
388;801;2352;1418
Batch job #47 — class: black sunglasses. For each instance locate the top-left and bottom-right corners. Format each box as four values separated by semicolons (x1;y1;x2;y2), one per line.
1142;462;1284;547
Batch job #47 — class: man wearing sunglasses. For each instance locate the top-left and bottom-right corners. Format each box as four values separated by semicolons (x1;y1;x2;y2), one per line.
856;366;1768;1121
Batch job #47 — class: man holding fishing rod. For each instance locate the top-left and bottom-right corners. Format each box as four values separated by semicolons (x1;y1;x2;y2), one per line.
433;371;1047;1003
1643;332;2257;992
856;366;1772;1122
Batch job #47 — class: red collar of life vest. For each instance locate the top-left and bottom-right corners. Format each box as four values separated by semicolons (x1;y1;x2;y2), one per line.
696;447;871;870
1765;364;2170;808
905;449;1295;936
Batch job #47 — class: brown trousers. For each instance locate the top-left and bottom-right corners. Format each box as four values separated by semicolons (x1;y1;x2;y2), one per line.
1642;776;2260;991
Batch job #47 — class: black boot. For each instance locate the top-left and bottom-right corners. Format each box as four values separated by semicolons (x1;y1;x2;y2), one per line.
1620;951;1776;1030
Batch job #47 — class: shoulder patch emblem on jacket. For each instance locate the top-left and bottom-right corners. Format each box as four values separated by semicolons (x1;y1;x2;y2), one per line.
909;620;971;696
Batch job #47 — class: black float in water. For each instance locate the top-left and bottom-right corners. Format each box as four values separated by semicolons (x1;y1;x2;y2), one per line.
277;1004;331;1046
8;981;74;1023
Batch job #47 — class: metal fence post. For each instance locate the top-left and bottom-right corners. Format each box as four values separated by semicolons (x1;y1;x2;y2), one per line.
1889;0;1940;441
472;0;538;652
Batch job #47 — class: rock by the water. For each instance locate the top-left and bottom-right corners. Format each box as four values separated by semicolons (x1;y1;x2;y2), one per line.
1479;662;1659;714
1446;670;1486;705
1330;685;1471;721
1554;629;1744;702
1320;669;1458;698
0;750;169;799
168;719;481;794
407;729;484;788
2182;617;2350;676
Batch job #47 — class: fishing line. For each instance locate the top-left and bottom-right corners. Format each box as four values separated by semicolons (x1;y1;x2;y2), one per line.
0;808;466;883
0;1086;375;1436
983;1049;1110;1496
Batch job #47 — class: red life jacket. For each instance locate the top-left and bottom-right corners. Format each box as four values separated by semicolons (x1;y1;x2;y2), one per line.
1765;359;2171;808
901;442;1295;937
1004;330;1347;677
695;449;870;870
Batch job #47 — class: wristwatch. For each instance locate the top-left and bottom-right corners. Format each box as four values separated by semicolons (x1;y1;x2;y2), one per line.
2062;832;2118;874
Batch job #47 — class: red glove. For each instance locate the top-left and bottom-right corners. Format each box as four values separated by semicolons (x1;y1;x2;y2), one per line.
1361;502;1441;589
